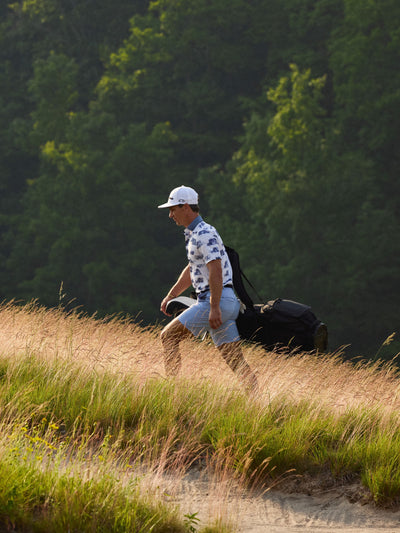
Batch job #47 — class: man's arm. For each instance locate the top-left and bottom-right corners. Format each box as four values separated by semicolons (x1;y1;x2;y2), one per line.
160;264;192;315
207;259;223;329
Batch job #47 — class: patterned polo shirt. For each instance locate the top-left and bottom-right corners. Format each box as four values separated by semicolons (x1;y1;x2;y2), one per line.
184;216;233;293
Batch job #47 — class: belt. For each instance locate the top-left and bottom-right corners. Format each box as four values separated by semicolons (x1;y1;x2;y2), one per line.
197;284;234;296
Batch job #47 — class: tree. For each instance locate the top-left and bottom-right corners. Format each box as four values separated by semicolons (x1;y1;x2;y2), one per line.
97;0;288;167
328;0;400;352
10;108;180;319
330;0;400;189
28;52;79;145
203;63;400;355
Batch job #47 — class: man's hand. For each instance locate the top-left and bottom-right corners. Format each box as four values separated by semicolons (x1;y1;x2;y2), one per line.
207;259;223;329
160;265;192;316
160;294;175;316
209;305;222;329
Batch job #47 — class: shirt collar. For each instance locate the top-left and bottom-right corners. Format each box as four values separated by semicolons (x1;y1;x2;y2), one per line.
186;215;203;232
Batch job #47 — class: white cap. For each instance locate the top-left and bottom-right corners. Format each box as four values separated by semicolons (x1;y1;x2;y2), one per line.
158;185;199;208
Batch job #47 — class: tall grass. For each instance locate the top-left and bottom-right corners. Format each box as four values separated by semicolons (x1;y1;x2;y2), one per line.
0;424;186;532
0;301;399;532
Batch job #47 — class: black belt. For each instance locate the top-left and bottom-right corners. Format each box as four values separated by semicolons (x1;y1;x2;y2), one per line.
198;284;233;296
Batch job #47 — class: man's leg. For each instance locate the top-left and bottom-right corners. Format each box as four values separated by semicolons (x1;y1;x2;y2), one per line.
160;317;192;376
218;341;258;394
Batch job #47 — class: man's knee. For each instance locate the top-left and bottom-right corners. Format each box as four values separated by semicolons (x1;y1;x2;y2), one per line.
160;324;170;344
218;340;242;353
160;325;176;348
218;341;243;367
218;341;258;393
160;318;191;346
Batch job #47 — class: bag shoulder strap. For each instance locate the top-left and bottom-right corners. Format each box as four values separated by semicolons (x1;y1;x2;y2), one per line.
225;246;262;308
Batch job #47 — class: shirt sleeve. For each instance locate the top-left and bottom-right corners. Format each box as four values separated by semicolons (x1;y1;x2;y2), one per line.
197;230;223;264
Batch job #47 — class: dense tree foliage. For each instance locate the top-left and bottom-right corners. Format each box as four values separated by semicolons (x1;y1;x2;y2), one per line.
0;0;399;356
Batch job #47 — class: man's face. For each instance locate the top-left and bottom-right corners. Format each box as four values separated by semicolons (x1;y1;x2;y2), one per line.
168;204;186;226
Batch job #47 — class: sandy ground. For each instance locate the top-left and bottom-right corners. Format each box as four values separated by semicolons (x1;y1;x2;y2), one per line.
155;470;400;533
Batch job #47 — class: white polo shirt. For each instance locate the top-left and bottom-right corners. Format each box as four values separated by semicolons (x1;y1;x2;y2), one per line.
184;216;233;293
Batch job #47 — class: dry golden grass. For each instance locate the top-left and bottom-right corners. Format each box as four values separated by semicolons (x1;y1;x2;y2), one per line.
1;300;398;421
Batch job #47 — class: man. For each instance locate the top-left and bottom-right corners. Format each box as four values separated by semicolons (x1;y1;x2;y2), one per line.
158;185;258;393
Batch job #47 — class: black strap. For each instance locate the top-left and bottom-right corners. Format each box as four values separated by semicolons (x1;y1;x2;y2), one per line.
238;269;263;303
225;246;264;308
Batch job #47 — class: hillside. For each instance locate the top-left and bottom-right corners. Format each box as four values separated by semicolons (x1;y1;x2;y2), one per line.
0;301;400;531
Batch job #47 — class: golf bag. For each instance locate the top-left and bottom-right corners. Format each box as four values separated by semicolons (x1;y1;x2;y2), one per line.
225;247;328;352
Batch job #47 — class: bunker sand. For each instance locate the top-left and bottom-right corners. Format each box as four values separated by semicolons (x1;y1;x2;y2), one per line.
159;469;400;532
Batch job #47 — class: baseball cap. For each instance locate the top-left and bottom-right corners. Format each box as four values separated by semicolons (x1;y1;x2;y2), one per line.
158;185;199;208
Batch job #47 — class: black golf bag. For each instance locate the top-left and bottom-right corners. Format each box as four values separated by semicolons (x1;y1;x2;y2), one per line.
226;247;328;352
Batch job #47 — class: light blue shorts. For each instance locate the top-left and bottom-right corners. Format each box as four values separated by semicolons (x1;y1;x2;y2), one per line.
178;287;241;346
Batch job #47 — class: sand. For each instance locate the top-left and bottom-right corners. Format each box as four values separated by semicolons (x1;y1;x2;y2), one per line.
154;470;400;532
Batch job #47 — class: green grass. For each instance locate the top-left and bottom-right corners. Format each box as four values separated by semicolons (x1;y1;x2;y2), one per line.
0;440;182;532
2;350;400;506
0;301;399;531
0;408;225;532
